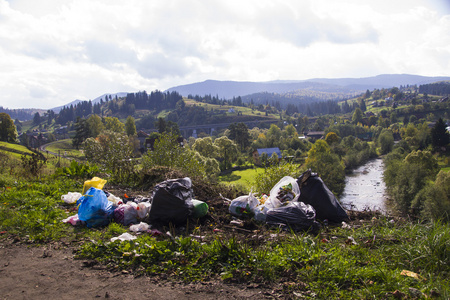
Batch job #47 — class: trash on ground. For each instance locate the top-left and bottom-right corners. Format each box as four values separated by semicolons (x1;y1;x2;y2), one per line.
265;176;300;210
400;270;425;281
62;214;82;226
110;232;137;242
230;219;244;227
266;201;317;230
297;169;349;222
77;187;114;228
82;177;107;194
228;192;259;217
148;177;194;224
61;192;82;204
114;202;139;225
107;193;123;206
345;236;358;245
129;222;150;232
191;199;209;218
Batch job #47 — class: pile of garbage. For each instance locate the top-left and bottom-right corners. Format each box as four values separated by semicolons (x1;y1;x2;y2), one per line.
227;169;349;231
62;177;209;235
61;170;348;238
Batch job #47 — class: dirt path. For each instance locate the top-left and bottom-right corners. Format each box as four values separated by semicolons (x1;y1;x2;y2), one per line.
0;241;274;300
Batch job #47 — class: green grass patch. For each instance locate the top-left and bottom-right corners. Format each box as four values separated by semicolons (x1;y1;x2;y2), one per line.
75;218;449;299
218;167;262;187
44;139;85;160
0;176;83;242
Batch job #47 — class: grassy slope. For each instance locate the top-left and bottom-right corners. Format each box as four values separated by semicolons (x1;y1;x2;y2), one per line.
44;139;85;160
183;99;281;120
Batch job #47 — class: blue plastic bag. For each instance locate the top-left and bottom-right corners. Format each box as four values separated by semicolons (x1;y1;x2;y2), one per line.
77;187;114;228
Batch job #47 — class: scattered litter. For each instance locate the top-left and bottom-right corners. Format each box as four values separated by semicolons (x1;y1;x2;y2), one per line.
114;202;138;225
149;177;194;224
129;222;150;232
77;188;114;228
266;201;317;230
191;199;209;218
107;193;123;206
297;169;349;222
345;236;358;245
110;232;137;242
62;214;81;226
61;192;82;204
341;222;351;229
230;220;244;227
82;177;107;194
400;270;425;281
229;192;259;217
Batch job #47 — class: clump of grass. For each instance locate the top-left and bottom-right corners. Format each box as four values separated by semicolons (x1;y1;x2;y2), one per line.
76;217;449;299
0;176;82;242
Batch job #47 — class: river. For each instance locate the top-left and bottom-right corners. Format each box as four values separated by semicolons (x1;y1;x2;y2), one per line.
340;158;388;212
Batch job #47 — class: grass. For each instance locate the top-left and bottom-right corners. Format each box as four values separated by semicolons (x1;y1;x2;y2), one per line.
75;217;449;299
43;139;85;160
218;167;263;188
183;99;281;120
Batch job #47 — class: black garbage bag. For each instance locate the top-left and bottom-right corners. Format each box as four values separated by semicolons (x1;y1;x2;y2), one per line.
148;177;194;224
266;201;318;230
297;170;349;223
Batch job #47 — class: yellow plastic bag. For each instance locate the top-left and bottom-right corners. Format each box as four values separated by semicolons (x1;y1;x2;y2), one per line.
82;177;107;194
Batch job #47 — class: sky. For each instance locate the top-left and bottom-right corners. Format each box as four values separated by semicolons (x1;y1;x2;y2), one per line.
0;0;449;109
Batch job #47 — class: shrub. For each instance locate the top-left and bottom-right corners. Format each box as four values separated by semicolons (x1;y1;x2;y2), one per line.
253;161;304;195
141;132;206;179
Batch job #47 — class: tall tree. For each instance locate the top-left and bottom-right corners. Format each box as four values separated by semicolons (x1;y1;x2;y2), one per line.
228;123;250;151
431;118;450;150
86;114;104;138
72;118;89;149
352;108;363;124
103;117;125;133
0;113;17;142
214;136;239;170
125;116;137;136
192;137;219;158
33;112;41;125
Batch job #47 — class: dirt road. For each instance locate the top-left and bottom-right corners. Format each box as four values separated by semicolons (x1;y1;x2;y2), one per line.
0;241;274;300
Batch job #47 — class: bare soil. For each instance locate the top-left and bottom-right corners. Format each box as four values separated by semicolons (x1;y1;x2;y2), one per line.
0;240;278;300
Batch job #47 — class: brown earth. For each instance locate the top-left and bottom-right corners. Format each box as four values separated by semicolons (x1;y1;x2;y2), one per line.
0;240;282;300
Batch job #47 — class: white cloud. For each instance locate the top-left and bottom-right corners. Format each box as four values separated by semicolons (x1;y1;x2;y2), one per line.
0;0;449;109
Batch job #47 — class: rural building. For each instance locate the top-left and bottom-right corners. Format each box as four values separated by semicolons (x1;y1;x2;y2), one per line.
252;147;282;165
304;131;325;142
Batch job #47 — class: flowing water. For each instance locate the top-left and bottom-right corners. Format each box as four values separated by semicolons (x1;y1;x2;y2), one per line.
340;158;387;212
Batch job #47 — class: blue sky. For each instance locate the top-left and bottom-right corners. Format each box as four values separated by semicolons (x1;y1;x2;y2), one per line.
1;0;449;109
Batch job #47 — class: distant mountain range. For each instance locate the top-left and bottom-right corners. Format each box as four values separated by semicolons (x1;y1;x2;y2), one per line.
4;74;448;118
50;92;128;113
165;74;450;100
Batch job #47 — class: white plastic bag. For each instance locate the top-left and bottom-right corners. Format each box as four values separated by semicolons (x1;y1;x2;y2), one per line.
107;193;123;206
265;176;300;209
137;202;151;219
114;202;138;225
130;221;150;232
61;192;82;204
229;192;259;217
110;232;137;242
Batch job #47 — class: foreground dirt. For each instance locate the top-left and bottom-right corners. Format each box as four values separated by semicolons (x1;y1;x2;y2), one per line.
0;241;280;300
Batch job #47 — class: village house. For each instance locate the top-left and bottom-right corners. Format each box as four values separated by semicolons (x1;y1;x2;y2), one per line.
252;147;282;165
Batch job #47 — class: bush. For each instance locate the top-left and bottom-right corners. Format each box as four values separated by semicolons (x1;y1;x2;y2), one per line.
252;161;304;195
141;132;206;179
378;129;394;154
